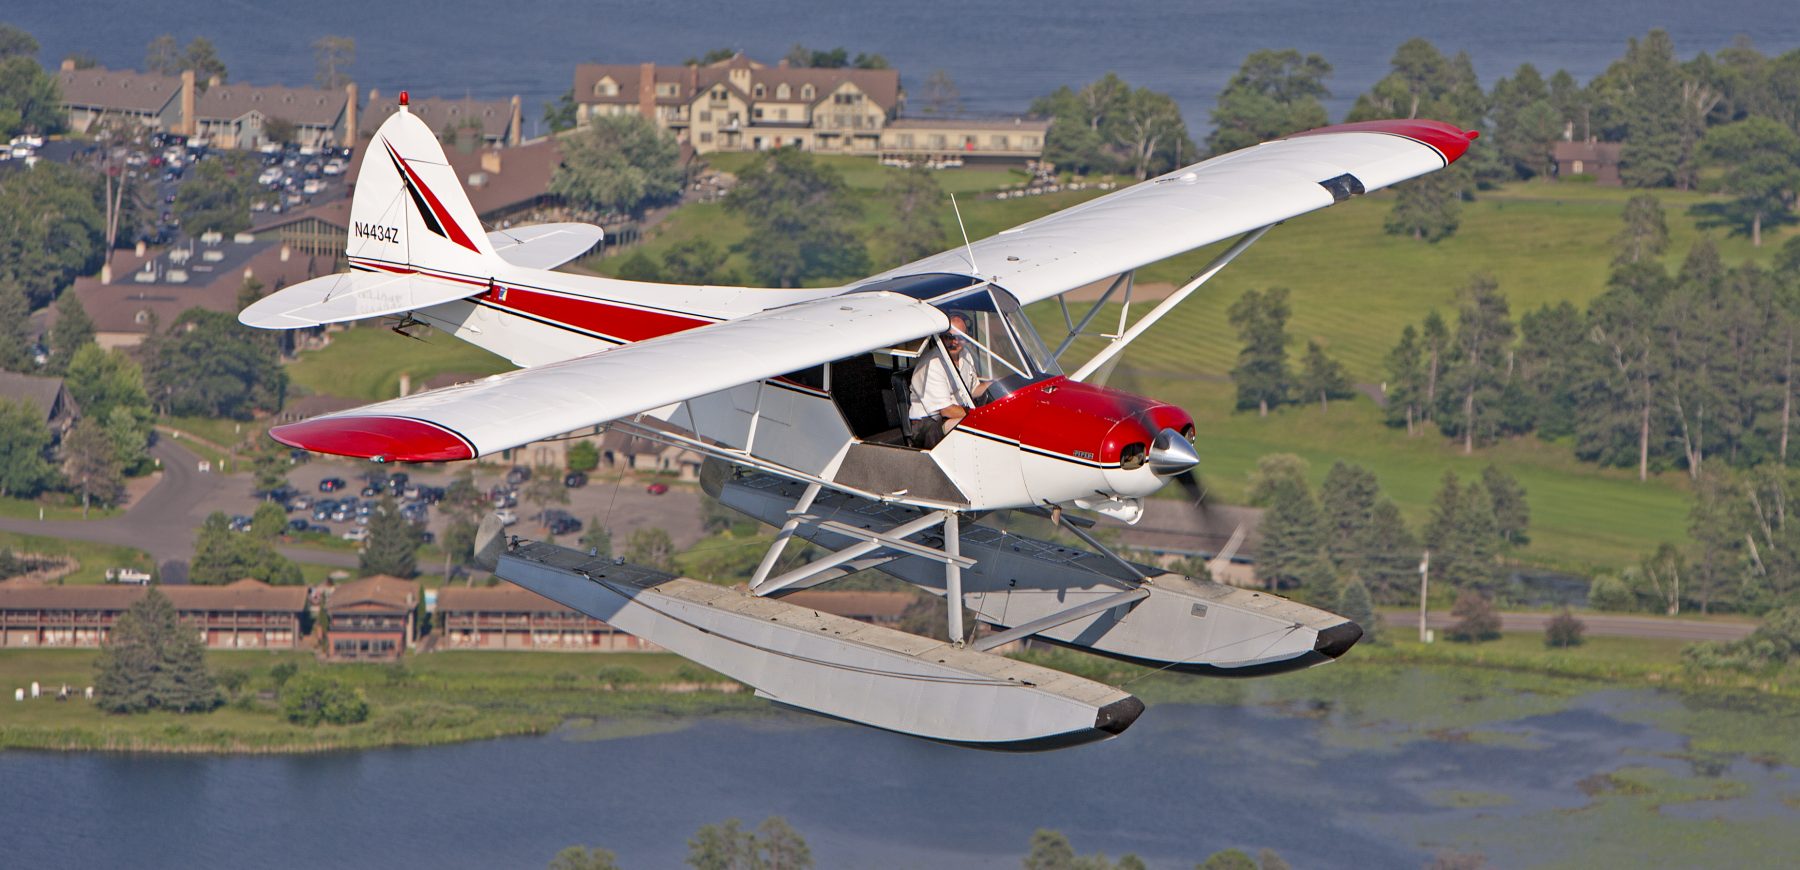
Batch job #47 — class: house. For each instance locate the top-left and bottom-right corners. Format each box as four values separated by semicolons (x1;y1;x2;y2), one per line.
435;584;654;651
56;64;184;134
880;116;1050;166
0;372;78;438
67;239;329;349
361;91;523;148
573;55;898;156
192;80;357;150
324;575;417;660
1553;140;1623;186
0;578;307;649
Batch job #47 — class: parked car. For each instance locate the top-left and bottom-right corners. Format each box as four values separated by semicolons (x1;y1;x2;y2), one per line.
287;519;310;532
360;485;381;498
646;482;670;495
342;527;368;542
506;466;531;486
494;509;518;526
319;477;346;492
286;496;312;511
548;516;582;535
563;472;588;488
228;514;253;532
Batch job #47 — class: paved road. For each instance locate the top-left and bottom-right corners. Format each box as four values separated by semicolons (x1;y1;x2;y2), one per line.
1384;609;1758;642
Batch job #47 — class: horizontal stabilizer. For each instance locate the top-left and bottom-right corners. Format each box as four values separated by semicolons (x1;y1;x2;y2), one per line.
238;271;485;329
487;222;605;270
497;539;1143;750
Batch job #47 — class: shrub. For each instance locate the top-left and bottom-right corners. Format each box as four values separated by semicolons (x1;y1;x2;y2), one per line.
1684;606;1800;671
280;671;370;726
1545;609;1586;648
1446;590;1502;643
566;440;600;473
1587;574;1636;612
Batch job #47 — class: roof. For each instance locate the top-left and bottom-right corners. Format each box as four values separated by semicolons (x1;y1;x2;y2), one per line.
70;241;330;336
0;372;68;420
781;590;915;620
1552;140;1622;161
888;117;1050;132
0;578;306;612
436;584;607;619
195;82;347;127
573;57;901;112
363;94;516;141
327;575;417;611
57;67;183;114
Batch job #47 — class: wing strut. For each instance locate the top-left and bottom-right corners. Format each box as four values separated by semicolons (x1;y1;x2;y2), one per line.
1068;225;1273;382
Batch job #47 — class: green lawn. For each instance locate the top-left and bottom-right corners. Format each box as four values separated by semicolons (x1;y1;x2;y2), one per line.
0;532;154;584
287;325;512;402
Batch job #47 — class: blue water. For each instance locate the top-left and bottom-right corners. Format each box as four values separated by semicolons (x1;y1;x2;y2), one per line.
3;692;1786;870
13;1;1800;137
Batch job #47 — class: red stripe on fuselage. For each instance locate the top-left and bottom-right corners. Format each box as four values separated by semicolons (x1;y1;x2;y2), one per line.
481;285;714;342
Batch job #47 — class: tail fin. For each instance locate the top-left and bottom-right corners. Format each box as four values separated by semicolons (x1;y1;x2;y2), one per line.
348;97;495;270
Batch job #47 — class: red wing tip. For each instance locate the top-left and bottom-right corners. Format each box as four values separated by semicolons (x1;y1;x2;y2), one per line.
1290;119;1480;163
270;416;475;462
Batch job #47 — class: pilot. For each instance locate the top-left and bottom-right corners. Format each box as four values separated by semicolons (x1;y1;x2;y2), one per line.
908;313;987;448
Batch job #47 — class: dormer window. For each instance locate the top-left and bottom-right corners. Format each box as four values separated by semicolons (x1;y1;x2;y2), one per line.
776;83;790;100
595;77;619;97
656;82;680;98
801;84;814;100
753;83;765;99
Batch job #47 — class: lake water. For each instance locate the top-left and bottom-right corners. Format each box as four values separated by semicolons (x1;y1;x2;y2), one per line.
5;688;1796;869
13;1;1800;137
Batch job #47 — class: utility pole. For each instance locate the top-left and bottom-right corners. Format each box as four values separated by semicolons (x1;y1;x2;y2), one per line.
1418;550;1431;643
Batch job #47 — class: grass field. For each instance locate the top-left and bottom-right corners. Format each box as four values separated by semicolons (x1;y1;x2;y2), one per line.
288;325;512;402
0;531;154;584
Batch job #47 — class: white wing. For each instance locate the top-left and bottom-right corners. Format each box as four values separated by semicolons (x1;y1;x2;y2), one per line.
238;271;485;329
487;223;605;270
269;291;947;461
869;120;1477;305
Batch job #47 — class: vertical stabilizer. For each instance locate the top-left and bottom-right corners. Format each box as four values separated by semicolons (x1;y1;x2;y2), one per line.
349;97;495;270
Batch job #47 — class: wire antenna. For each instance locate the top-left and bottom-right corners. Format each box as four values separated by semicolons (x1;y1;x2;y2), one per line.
950;192;978;276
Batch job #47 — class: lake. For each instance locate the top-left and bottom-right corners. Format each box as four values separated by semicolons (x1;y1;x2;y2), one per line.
5;686;1797;869
12;0;1800;137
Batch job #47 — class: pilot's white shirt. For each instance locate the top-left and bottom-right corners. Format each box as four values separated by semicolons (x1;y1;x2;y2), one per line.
908;346;978;419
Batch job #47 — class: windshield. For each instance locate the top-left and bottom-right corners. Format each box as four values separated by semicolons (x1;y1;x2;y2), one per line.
931;285;1061;380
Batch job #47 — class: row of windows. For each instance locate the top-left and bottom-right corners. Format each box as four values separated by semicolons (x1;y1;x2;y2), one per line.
593;78;828;103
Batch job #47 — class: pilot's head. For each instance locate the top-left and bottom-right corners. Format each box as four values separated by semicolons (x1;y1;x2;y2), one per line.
944;314;969;349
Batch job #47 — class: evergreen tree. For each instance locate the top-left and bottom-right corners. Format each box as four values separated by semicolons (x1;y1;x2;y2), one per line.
1227;287;1293;416
94;587;219;714
1481;465;1531;545
359;496;419;579
1257;477;1335;600
1515;301;1588;439
0;284;31;372
1318;461;1380;570
1362;499;1422;603
1612;194;1671;265
1421;309;1450;421
47;291;95;375
1604;30;1688;188
1700;116;1800;247
1297;340;1354;412
1337;575;1379;643
1207;49;1333;156
62;416;123;516
1383;170;1462;242
1384;323;1426;434
1440;275;1516;452
1425;471;1499;595
1581;259;1670;480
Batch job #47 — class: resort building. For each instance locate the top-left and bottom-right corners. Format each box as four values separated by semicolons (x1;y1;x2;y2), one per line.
0;578;307;649
435;585;654;651
324;575;417;661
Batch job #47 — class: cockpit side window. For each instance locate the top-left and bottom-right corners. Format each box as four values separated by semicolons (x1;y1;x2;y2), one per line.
932;286;1060;379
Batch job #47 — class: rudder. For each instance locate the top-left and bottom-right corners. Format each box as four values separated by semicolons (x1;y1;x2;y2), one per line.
348;96;494;271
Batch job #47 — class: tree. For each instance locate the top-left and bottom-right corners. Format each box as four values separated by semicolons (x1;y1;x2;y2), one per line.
523;465;570;532
612;250;661;281
724;149;870;287
0;55;62;138
250;501;287;540
684;48;738;66
0;284;30;372
1384;170;1462;242
0;397;54;498
549;114;684;217
1612;194;1671;265
191;511;303;585
1207;49;1332;156
1256;470;1334;599
1197;850;1259;870
756;816;812;870
1486;64;1562;182
580;522;612;559
94;587;219;714
547;846;621;870
1446;590;1501;642
0;162;106;308
625;527;674;571
181;37;226;84
566;440;599;472
544;89;579;134
921;70;962;115
687;818;758;870
660;237;736;285
1588;574;1637;611
249;438;290;495
1227;287;1293;416
144;308;286;418
312;35;355;90
1545;608;1586;647
47;291;94;375
1384;325;1426;434
261;116;297;147
1425;472;1498;595
1582;260;1670;480
1023;829;1077;870
1440;276;1515;452
1297;340;1353;412
1600;31;1688;188
280;670;369;725
62;417;124;517
1700;116;1800;246
359;497;419;578
883;166;947;266
173;152;261;236
1514;301;1587;439
144;35;182;75
1338;575;1379;643
0;24;39;59
1114;86;1192;180
65;344;153;471
1481;465;1531;546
